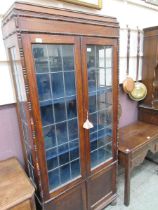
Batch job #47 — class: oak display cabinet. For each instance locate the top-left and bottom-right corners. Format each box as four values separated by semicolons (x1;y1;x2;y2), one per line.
2;2;119;210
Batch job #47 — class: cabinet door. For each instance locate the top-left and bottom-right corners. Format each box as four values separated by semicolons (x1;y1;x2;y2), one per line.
22;35;86;200
81;37;118;174
81;37;118;209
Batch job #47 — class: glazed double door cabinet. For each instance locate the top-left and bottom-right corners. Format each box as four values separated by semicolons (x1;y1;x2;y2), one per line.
2;2;119;210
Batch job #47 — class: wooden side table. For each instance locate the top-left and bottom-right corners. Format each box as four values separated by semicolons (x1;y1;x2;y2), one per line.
0;158;36;210
118;121;158;206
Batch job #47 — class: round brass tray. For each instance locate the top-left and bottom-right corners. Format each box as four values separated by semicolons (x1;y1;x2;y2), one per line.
128;82;147;101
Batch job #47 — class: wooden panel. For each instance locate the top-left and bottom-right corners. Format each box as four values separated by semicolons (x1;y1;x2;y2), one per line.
2;18;16;39
138;106;158;125
17;17;118;38
86;165;115;210
44;183;87;210
141;35;157;106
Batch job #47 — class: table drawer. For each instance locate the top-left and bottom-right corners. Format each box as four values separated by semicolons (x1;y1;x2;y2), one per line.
132;138;158;158
131;139;158;168
131;150;148;168
131;144;149;159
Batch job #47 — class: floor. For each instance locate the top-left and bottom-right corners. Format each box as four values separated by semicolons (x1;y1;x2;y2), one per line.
105;159;158;210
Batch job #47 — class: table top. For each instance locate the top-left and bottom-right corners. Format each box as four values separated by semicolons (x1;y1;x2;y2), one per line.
119;121;158;153
0;157;35;210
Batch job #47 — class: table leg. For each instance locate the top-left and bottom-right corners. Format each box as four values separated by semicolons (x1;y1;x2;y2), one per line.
124;152;131;206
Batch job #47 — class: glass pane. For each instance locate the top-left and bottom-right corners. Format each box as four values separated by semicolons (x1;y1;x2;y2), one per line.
71;159;80;179
54;101;66;123
98;129;112;147
32;44;81;191
97;92;112;111
40;105;54;126
90;132;97;151
89;113;97;133
96;46;105;68
106;68;112;86
62;45;74;71
46;148;58;171
66;98;77;119
98;108;112;126
70;140;79;161
48;168;60;189
59;143;69;165
43;125;56;149
87;45;95;68
88;68;97;93
68;119;78;141
89;95;96;113
47;45;62;72
51;73;64;99
36;74;51;101
33;45;49;73
22;122;30;144
60;164;71;184
56;122;68;145
97;68;106;90
87;45;113;169
106;47;112;68
64;72;76;96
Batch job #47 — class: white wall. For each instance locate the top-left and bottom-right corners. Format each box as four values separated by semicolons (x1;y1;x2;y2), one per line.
0;0;158;105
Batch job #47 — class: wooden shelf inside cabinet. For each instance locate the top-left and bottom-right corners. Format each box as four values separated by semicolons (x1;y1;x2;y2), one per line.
2;2;119;210
0;158;36;210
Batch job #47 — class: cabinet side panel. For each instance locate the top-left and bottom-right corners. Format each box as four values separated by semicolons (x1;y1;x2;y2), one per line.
4;33;42;202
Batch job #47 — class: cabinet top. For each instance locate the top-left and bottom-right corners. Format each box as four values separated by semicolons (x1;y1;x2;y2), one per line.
3;1;118;24
0;158;35;210
2;1;119;40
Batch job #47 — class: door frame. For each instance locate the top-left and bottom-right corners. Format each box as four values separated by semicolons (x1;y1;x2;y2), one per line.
81;36;118;176
21;34;87;200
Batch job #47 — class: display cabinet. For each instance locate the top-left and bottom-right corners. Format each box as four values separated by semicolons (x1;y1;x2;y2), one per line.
138;26;158;124
2;2;119;210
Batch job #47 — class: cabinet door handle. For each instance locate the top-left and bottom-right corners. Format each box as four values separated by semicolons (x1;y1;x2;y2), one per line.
83;112;94;129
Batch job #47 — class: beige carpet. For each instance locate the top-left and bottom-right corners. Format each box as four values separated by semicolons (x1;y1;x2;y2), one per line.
105;159;158;210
